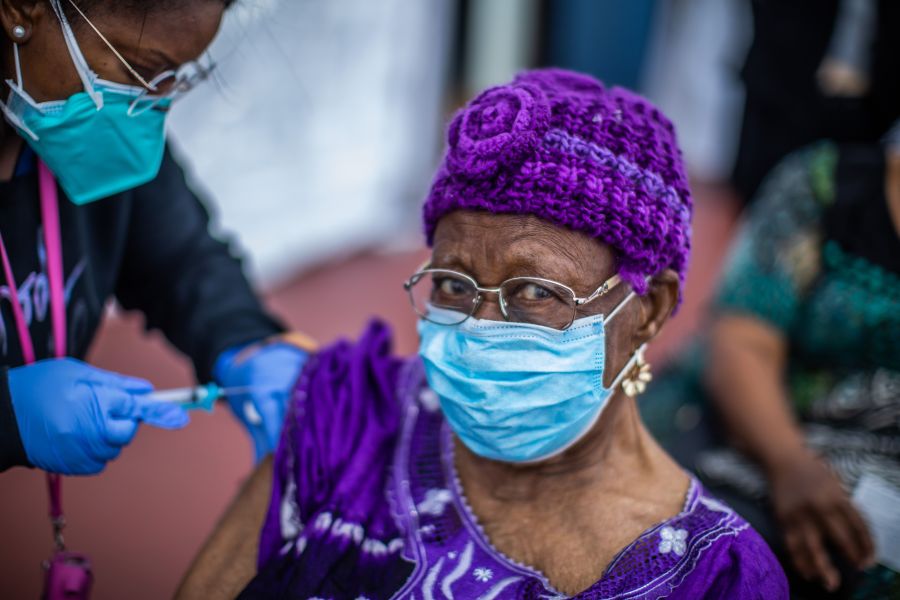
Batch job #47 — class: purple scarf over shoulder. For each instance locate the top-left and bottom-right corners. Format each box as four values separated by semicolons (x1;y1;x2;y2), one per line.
240;321;787;599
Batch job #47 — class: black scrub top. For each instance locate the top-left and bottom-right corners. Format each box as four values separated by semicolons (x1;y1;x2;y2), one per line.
0;146;285;471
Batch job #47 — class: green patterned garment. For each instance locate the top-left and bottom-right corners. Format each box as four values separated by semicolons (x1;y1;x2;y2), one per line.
715;143;900;478
643;142;900;599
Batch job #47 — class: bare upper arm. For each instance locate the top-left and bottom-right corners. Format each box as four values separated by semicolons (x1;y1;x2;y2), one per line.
707;313;788;388
175;457;274;600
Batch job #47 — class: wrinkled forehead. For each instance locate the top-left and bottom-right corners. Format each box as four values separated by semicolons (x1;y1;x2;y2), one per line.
430;210;617;291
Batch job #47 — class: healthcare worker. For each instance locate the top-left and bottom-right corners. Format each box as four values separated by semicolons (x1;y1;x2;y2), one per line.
0;0;307;477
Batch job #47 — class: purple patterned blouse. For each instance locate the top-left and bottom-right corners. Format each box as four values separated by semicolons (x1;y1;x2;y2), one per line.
238;322;788;599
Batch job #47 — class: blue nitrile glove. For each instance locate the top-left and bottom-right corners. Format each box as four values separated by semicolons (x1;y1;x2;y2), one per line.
8;358;189;475
214;342;308;463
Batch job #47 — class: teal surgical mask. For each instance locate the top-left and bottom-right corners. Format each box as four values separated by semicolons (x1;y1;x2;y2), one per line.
0;0;169;204
418;292;643;463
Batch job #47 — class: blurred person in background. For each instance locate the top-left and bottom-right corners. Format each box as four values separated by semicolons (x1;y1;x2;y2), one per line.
176;69;787;600
643;128;900;599
732;0;900;203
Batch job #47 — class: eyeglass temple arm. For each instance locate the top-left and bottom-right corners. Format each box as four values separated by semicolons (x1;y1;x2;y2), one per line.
575;273;623;305
66;0;157;91
403;260;429;288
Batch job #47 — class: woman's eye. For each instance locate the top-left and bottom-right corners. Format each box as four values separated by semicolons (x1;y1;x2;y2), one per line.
125;57;171;87
136;66;157;80
519;282;554;301
436;277;469;297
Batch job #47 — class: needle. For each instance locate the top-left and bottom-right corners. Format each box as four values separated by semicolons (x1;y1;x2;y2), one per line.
147;384;254;412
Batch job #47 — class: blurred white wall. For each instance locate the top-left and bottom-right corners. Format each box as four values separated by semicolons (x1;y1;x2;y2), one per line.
463;0;539;94
167;0;454;288
643;0;752;181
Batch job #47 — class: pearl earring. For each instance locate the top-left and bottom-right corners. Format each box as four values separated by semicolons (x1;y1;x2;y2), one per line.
12;25;26;39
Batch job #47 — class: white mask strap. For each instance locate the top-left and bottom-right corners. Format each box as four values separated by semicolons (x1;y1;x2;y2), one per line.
0;43;39;140
13;42;23;88
605;275;653;324
603;276;654;392
63;0;156;91
609;343;648;392
48;0;102;108
0;100;38;141
606;290;636;323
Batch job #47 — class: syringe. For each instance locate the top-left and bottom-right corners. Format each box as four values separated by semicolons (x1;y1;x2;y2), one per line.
147;384;253;413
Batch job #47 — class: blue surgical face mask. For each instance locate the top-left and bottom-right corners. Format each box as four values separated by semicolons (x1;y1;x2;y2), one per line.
418;293;642;464
0;0;168;204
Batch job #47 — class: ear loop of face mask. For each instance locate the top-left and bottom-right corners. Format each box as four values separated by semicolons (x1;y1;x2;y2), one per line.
0;0;103;140
597;280;655;394
58;0;159;94
519;288;648;465
7;0;147;109
0;43;43;140
47;0;104;107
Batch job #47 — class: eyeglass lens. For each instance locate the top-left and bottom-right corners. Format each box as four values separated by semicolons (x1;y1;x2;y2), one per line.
408;271;475;325
407;270;578;329
128;62;214;115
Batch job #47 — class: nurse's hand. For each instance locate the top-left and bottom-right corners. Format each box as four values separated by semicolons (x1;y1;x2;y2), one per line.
8;358;189;475
215;339;310;463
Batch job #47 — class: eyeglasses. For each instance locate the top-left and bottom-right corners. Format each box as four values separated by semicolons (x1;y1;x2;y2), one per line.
63;0;215;115
404;264;622;330
126;58;216;115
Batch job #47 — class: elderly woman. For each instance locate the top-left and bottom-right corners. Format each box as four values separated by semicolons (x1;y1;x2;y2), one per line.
177;69;786;599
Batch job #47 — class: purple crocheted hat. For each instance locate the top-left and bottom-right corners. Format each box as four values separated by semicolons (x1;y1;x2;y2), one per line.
423;68;692;296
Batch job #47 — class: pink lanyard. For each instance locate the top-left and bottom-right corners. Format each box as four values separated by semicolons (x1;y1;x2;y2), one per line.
0;160;69;546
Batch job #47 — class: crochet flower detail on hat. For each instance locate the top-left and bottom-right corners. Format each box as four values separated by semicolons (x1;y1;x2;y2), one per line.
445;83;551;180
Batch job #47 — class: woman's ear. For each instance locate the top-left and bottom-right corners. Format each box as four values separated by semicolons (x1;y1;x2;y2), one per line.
0;0;42;44
633;269;679;345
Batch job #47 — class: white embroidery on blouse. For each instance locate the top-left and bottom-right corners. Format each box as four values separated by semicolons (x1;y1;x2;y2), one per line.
279;477;302;539
699;496;733;514
417;488;454;516
331;518;365;544
479;576;522;599
295;536;307;556
658;526;689;556
441;541;474;599
419;388;441;412
314;512;333;531
423;557;445;600
362;538;388;556
473;567;494;582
